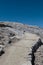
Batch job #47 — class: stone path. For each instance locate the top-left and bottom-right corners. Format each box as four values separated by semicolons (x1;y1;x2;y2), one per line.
0;32;39;65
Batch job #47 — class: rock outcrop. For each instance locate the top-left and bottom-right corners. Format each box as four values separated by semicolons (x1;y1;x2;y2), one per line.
31;39;43;65
1;22;43;38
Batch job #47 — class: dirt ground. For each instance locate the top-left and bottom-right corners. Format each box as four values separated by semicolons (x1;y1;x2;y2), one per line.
0;32;39;65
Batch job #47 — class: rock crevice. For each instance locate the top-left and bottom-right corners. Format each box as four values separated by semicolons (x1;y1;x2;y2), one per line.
31;39;43;65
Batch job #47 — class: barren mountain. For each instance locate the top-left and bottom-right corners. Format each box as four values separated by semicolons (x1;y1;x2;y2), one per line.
1;22;43;38
0;22;43;65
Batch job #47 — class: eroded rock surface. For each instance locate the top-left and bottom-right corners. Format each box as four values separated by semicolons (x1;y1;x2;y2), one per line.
0;22;43;65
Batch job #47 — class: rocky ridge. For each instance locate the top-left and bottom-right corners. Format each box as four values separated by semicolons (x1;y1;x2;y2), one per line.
0;22;43;65
1;22;43;38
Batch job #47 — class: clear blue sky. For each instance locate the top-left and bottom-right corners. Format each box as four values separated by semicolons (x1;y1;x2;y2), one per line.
0;0;43;27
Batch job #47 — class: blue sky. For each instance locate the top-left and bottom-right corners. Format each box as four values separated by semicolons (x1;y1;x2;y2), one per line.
0;0;43;27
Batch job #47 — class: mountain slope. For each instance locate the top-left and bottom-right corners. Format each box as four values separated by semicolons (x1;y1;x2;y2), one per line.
0;22;43;65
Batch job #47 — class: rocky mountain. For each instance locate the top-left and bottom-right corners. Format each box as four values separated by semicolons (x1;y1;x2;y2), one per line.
0;22;43;65
0;22;43;38
0;22;43;54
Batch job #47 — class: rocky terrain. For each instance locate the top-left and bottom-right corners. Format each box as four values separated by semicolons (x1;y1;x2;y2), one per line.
1;22;43;38
0;22;43;65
